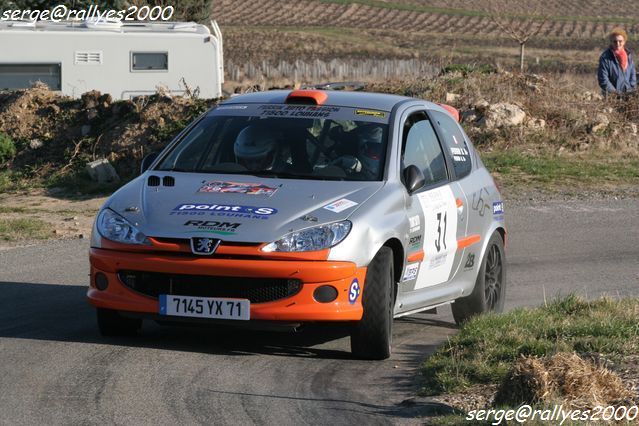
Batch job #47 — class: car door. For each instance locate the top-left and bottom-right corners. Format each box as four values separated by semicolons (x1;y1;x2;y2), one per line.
430;110;481;291
396;109;470;314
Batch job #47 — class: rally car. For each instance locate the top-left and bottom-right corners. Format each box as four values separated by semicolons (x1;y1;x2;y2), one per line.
87;89;506;360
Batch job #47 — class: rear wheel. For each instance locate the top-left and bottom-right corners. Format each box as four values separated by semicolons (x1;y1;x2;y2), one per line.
350;247;395;360
452;231;506;324
96;308;142;336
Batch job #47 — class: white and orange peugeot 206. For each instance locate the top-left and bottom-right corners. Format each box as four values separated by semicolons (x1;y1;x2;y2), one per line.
88;89;506;360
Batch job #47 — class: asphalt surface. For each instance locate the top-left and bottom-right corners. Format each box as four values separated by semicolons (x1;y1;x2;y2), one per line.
0;197;637;425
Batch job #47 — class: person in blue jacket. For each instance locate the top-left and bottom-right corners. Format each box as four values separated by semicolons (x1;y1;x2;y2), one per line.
598;28;637;97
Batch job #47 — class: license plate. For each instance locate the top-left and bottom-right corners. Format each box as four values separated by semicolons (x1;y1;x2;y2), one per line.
159;295;250;320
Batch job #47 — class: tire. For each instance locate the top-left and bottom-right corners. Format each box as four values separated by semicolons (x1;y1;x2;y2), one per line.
96;308;142;336
452;231;506;325
350;247;395;360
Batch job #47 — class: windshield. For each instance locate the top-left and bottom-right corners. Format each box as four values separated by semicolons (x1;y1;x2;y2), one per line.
156;103;390;181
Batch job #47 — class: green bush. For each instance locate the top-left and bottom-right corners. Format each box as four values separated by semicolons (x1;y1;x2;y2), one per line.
0;133;16;164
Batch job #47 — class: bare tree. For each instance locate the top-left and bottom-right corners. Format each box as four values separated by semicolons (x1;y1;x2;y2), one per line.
487;1;547;73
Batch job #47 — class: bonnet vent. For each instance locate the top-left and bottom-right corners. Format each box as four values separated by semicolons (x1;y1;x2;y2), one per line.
163;176;175;187
147;176;161;186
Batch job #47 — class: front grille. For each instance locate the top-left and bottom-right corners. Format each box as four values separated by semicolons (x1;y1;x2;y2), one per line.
118;270;302;304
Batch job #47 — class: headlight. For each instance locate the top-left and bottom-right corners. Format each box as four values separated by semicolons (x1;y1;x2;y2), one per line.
97;208;149;245
262;221;352;252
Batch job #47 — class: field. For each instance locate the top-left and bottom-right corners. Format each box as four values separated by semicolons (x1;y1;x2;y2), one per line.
212;0;639;86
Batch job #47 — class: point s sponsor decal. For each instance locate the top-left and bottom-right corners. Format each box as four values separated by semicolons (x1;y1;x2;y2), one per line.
172;203;277;219
348;279;361;304
493;201;505;215
183;220;241;235
324;198;358;213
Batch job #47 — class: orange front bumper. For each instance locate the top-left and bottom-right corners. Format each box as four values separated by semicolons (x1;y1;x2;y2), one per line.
88;248;366;322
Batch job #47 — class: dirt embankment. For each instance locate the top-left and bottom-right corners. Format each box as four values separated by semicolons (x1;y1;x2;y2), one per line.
0;83;217;183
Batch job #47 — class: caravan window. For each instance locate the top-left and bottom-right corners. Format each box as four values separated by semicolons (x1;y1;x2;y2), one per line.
0;64;61;90
131;52;168;71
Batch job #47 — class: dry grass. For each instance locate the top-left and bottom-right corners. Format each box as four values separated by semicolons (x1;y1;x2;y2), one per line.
0;218;50;241
422;296;639;425
494;352;634;409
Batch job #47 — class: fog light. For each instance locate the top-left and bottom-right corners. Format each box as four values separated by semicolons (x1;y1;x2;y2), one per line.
95;273;109;291
313;285;338;303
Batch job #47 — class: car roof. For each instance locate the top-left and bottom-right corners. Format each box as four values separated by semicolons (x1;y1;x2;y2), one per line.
222;90;421;112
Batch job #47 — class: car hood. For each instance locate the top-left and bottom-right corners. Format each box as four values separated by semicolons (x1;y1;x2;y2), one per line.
106;173;384;243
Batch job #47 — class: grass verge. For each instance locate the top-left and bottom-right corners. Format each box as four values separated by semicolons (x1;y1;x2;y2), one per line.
482;151;639;189
421;295;639;397
0;169;125;197
0;218;51;241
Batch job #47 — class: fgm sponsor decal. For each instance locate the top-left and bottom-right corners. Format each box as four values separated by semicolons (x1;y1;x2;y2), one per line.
198;181;279;196
183;220;241;235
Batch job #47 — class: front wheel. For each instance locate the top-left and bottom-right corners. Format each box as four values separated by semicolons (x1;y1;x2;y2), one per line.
350;247;395;360
452;231;506;325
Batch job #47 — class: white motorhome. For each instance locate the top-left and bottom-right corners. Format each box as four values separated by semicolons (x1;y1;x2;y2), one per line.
0;20;223;99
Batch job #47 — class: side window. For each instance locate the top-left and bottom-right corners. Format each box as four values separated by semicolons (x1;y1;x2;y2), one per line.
131;52;168;71
0;64;61;90
401;112;447;187
431;110;472;179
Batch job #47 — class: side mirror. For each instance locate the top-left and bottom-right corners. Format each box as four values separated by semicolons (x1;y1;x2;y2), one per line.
403;164;425;194
140;153;159;174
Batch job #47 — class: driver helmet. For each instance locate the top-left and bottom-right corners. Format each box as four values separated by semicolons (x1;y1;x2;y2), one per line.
234;124;279;171
356;124;384;178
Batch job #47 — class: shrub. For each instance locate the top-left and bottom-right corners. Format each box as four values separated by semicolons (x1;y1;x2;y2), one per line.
0;133;16;164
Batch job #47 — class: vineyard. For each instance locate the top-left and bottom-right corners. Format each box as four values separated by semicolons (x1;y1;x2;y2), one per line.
213;0;639;87
213;0;639;37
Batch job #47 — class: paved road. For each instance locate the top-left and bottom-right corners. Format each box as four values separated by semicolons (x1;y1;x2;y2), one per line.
0;197;637;425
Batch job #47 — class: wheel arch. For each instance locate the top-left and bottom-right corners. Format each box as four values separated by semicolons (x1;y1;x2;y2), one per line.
496;226;507;248
382;238;404;294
